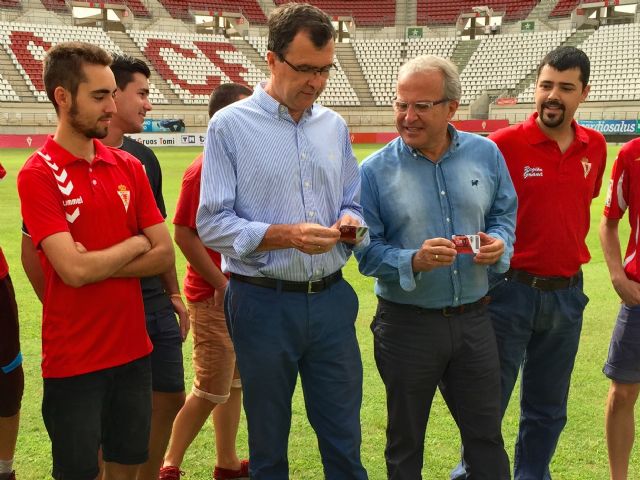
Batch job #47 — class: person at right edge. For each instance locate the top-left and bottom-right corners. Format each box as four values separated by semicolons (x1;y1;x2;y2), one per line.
449;46;607;480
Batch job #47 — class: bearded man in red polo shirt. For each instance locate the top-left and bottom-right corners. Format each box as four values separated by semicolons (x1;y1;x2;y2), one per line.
488;47;605;479
17;42;174;480
451;46;606;480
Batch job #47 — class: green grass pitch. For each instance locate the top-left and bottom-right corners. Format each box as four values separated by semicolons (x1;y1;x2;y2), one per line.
0;143;632;478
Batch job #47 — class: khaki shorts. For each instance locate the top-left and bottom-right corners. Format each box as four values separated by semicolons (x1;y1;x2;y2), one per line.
188;298;240;403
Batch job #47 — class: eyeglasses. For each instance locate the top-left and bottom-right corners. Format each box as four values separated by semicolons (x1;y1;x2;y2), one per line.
280;56;336;77
392;98;449;113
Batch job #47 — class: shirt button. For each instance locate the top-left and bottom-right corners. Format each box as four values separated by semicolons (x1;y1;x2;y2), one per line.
92;179;97;185
301;153;307;159
304;181;311;188
441;191;445;196
446;217;451;223
455;296;459;302
89;168;92;172
453;270;458;275
308;211;315;218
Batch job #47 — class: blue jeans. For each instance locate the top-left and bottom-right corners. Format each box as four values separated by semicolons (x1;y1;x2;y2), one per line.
451;272;588;480
225;277;368;480
493;272;588;480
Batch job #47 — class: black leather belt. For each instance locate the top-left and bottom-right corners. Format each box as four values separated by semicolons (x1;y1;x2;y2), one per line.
230;270;342;294
379;296;490;317
505;268;580;291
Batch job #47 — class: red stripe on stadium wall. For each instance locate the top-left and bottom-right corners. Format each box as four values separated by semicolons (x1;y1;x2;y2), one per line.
0;134;49;148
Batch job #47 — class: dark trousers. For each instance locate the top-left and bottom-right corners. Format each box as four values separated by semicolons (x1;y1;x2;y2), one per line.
373;298;510;480
225;277;368;480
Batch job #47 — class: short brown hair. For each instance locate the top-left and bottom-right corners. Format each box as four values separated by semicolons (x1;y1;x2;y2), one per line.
267;3;335;60
43;42;112;112
208;83;252;118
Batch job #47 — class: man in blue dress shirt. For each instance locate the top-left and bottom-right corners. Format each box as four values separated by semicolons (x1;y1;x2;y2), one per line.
196;3;368;480
355;55;516;480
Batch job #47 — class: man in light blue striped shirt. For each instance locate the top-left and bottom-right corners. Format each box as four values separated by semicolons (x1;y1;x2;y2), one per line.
196;4;368;479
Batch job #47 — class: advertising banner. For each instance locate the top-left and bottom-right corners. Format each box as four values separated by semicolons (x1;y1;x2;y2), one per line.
577;120;637;135
142;118;186;133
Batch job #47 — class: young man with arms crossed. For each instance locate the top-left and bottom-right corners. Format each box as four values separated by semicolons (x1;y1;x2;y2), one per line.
17;42;174;480
21;53;189;480
160;83;252;480
601;137;640;480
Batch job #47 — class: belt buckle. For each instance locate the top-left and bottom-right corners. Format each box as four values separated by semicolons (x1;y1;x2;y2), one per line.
307;279;323;294
531;277;538;288
442;306;453;317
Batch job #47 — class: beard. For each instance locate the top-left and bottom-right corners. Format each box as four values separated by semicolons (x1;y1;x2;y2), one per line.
69;96;110;139
539;101;566;128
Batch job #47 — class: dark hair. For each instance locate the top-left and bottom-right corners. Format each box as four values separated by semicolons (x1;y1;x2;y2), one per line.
537;46;590;87
110;53;151;90
267;3;336;60
208;83;252;118
44;42;112;112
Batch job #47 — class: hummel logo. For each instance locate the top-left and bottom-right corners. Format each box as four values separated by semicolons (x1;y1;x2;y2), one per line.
471;179;479;187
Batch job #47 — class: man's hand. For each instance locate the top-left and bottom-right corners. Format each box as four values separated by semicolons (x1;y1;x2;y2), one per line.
213;280;227;307
290;223;341;255
332;214;364;245
473;232;504;266
170;294;190;341
412;238;457;272
612;274;640;306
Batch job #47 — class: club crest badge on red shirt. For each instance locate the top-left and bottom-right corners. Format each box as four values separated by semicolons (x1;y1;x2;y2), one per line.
117;184;130;212
581;157;592;178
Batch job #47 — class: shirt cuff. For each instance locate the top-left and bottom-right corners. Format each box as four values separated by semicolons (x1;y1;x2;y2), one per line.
233;221;271;260
399;249;419;291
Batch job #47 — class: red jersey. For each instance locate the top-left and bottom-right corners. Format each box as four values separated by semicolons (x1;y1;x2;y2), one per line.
0;162;7;279
489;113;606;277
173;154;226;303
604;138;640;282
18;136;162;378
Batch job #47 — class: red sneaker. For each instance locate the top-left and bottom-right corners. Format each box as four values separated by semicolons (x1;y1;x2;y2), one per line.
159;466;184;479
213;459;249;480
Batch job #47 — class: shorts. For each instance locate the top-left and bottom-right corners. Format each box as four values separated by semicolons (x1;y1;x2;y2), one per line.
188;298;240;403
0;274;24;417
604;304;640;384
146;305;185;393
42;355;152;480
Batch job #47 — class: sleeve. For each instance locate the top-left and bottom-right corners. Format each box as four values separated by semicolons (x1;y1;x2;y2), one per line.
354;164;420;291
17;163;70;248
604;144;628;219
339;125;369;253
196;117;269;263
173;162;200;229
131;158;164;231
150;150;167;219
485;147;518;274
592;133;607;199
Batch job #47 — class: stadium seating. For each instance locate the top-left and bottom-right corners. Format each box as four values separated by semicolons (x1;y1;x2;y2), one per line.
246;36;359;106
39;0;151;16
0;22;167;103
354;38;458;106
0;74;19;102
39;0;69;13
157;0;267;23
550;0;602;18
462;29;571;105
417;0;537;25
130;30;265;104
0;0;20;9
274;0;396;27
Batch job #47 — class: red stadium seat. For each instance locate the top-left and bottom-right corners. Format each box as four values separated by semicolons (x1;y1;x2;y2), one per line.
417;0;537;25
156;0;267;23
274;0;396;27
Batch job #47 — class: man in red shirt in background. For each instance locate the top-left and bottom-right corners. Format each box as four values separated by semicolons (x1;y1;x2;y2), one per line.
0;161;22;480
600;137;640;480
486;46;605;479
17;42;174;480
160;83;252;480
450;46;606;480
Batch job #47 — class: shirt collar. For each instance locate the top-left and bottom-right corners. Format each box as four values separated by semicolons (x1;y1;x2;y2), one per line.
523;112;589;146
400;123;460;160
40;136;117;167
253;81;314;121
